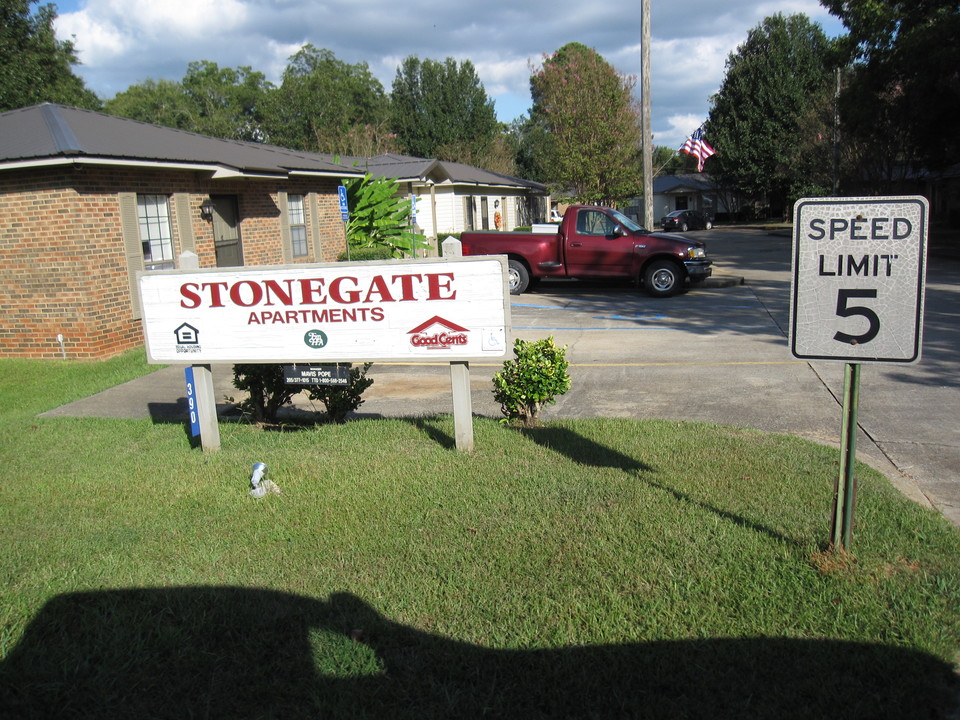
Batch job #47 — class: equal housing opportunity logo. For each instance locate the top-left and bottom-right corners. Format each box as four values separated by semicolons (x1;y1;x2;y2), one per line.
174;323;201;354
408;316;469;349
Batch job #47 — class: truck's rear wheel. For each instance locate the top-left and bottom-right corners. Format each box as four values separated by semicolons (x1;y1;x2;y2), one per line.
643;260;684;297
507;259;530;295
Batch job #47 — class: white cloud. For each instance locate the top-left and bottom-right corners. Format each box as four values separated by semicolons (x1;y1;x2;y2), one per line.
471;56;534;98
652;36;739;90
115;0;248;38
657;114;704;147
59;0;250;59
56;8;132;65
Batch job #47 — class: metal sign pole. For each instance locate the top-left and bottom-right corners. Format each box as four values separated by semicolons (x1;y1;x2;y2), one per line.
831;362;861;551
190;363;221;452
339;184;350;260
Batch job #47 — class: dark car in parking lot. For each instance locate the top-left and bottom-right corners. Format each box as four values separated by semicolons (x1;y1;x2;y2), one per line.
660;209;712;232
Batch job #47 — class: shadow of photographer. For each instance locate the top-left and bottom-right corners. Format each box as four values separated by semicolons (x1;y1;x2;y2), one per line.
1;587;955;719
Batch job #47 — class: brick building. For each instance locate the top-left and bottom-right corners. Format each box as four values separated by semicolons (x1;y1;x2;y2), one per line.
0;104;362;360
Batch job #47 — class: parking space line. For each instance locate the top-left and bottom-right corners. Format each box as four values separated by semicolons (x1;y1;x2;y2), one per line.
376;360;808;368
566;361;808;367
513;325;775;331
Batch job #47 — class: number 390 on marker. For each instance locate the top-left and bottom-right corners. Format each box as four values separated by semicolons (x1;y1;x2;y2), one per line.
789;196;928;364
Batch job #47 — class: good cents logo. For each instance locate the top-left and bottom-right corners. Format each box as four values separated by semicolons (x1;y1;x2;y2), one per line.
408;316;470;350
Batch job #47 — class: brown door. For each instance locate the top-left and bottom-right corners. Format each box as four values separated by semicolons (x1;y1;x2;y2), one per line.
211;195;243;267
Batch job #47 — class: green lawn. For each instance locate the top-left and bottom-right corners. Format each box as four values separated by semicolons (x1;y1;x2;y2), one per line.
1;350;958;718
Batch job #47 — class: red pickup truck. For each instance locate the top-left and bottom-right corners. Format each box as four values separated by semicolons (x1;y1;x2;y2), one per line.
460;205;712;296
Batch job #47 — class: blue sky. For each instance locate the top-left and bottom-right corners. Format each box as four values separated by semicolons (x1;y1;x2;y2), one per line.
52;0;846;150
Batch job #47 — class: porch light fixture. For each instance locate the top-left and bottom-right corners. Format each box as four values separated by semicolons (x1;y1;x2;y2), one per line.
199;198;214;221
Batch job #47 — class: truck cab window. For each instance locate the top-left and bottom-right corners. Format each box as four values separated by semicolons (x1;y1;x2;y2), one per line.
577;210;616;237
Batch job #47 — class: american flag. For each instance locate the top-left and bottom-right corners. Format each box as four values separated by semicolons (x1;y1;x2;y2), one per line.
680;126;716;172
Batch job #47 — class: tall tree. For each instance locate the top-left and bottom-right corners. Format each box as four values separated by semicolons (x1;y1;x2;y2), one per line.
0;0;99;111
103;78;193;128
507;113;549;183
823;0;960;174
180;61;271;141
654;145;698;176
264;44;389;154
529;42;642;205
105;62;271;142
835;63;918;193
706;14;834;217
390;56;499;164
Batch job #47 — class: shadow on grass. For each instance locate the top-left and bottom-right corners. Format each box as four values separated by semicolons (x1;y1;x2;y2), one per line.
1;588;954;719
517;425;653;473
401;415;458;450
517;425;798;547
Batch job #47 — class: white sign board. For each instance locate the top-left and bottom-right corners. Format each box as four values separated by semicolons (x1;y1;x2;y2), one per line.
790;196;928;363
140;256;511;363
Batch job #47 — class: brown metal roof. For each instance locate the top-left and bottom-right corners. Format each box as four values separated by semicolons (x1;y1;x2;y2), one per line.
0;104;361;178
0;104;546;192
343;153;547;192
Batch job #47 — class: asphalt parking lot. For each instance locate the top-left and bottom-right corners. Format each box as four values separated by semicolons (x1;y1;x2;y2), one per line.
44;227;960;526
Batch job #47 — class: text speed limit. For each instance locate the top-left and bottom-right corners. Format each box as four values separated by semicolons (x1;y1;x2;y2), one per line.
790;196;928;364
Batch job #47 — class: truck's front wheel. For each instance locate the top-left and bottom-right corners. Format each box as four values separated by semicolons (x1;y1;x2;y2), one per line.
643;260;684;297
507;259;530;295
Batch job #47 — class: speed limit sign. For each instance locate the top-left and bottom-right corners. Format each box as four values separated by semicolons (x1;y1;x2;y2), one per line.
790;196;928;363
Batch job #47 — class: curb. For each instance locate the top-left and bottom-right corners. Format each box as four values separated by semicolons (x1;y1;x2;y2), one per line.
703;274;744;288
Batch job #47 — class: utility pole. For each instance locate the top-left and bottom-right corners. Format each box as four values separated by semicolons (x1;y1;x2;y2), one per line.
641;0;653;229
833;66;841;195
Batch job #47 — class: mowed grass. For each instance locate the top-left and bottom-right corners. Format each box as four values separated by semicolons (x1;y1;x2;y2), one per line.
1;350;959;718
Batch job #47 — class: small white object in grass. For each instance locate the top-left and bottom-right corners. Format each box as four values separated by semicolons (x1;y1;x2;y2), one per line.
248;462;280;497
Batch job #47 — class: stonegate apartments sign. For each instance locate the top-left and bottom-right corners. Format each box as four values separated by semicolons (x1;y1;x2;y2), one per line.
139;257;511;364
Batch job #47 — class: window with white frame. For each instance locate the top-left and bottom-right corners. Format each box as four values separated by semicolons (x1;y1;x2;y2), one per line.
137;194;175;270
288;194;308;258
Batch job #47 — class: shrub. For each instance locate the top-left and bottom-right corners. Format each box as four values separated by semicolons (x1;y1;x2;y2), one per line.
230;364;299;424
337;246;394;262
492;337;571;426
306;363;374;424
231;363;375;426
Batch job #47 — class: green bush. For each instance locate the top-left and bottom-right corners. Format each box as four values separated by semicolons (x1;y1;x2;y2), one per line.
230;363;375;425
492;337;571;426
306;363;374;424
337;247;394;262
230;364;299;424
